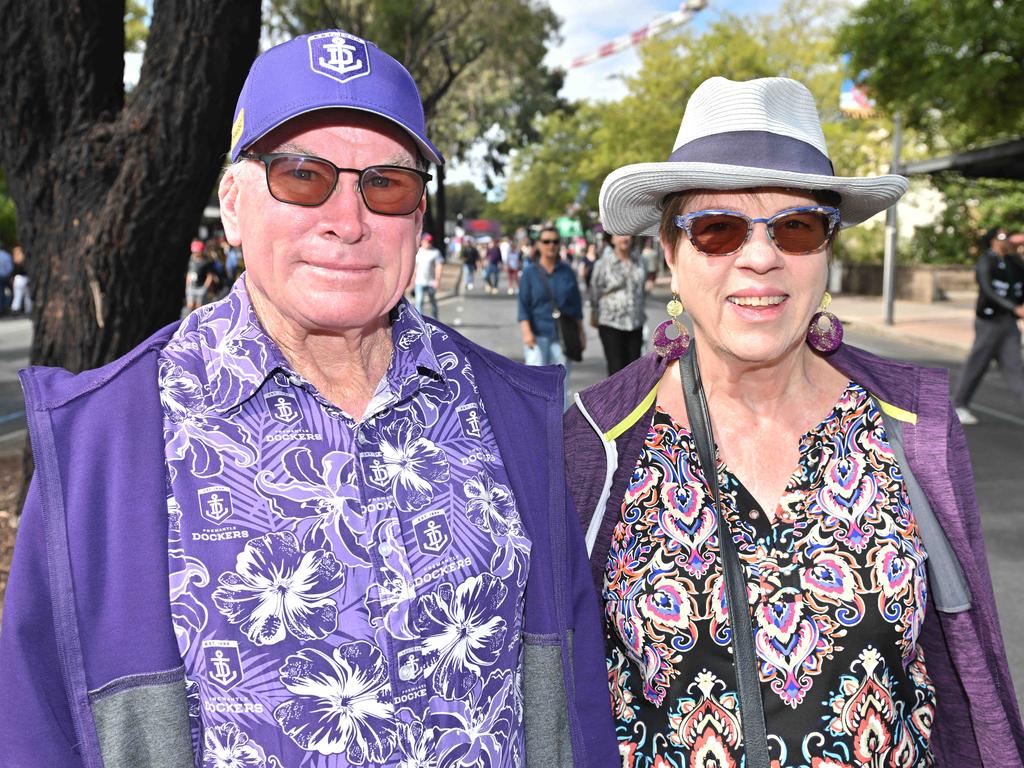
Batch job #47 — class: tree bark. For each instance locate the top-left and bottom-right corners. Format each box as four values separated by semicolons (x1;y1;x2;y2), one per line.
0;0;261;374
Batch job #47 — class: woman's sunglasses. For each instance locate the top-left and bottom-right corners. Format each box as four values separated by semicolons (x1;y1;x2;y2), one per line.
240;152;431;216
673;206;840;256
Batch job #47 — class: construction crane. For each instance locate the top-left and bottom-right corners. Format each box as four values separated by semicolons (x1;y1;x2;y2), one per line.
569;0;709;69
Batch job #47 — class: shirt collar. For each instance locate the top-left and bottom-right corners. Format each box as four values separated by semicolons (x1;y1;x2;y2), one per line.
169;276;449;416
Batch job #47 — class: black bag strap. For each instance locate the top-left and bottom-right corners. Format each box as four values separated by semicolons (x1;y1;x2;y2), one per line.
679;344;770;768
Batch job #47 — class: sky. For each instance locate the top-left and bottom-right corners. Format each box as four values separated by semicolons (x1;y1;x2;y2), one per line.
450;0;784;186
546;0;783;104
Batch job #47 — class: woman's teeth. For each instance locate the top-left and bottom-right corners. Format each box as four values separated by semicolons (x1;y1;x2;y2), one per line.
728;295;786;307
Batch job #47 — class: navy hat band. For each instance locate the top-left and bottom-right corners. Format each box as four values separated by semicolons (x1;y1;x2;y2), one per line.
667;130;835;176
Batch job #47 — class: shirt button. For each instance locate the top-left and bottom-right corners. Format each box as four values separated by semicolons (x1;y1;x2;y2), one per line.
379;542;393;558
749;509;761;520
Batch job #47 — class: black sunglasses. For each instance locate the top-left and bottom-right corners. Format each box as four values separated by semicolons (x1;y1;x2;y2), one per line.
240;152;432;216
538;238;560;245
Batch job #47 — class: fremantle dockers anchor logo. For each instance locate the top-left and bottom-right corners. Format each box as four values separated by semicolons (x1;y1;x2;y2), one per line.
457;403;483;439
198;486;234;525
308;31;371;84
203;640;243;690
360;452;391;493
264;389;302;426
411;509;452;557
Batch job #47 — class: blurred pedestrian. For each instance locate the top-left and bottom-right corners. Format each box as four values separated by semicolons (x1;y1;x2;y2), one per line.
580;241;599;289
9;245;30;315
0;240;12;315
184;238;213;312
506;238;521;294
641;238;661;289
518;226;585;403
484;239;502;293
954;226;1024;424
590;234;645;375
413;232;442;317
459;236;479;291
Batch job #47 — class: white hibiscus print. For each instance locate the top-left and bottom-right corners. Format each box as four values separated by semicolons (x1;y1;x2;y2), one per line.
464;471;531;588
274;641;396;763
363;417;450;511
203;722;274;768
212;531;344;646
160;358;257;478
414;574;508;699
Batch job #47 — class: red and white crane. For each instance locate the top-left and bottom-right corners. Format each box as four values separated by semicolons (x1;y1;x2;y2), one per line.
569;0;710;69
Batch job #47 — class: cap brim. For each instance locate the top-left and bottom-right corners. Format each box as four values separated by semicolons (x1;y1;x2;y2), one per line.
599;161;908;236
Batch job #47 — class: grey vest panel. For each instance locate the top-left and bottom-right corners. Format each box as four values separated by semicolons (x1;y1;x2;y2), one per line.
878;406;972;613
524;631;575;767
90;670;193;768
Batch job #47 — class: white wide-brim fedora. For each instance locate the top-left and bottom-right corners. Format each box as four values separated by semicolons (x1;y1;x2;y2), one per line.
599;76;908;236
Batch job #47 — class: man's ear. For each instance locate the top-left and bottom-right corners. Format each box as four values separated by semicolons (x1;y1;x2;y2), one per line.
219;168;243;247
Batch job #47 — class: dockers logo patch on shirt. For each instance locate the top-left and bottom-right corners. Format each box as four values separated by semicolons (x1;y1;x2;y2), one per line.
198;486;234;525
457;403;483;439
360;452;391;493
308;31;371;84
412;509;452;557
203;640;243;690
264;390;302;426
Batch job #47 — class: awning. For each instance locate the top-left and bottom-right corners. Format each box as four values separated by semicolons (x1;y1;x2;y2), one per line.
901;137;1024;180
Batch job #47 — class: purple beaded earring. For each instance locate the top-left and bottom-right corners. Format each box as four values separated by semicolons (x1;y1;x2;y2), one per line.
653;294;690;359
807;291;843;353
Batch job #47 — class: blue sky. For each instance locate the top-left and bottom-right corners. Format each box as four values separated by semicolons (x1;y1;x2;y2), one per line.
548;0;783;102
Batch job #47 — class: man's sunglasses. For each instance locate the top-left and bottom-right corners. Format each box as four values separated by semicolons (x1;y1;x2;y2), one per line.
239;152;432;215
538;238;560;245
673;206;840;256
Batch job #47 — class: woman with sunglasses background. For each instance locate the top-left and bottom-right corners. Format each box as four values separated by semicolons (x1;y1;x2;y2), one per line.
564;76;1023;767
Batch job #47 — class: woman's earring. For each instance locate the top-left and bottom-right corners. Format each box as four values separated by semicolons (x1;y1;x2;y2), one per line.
653;294;690;359
806;291;843;353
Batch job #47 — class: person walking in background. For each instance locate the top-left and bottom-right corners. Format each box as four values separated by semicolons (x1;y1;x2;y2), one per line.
9;245;31;315
518;226;586;403
590;234;646;375
184;238;213;312
0;240;13;315
580;241;599;290
413;231;442;317
954;227;1024;424
505;237;521;294
641;238;661;290
484;238;502;293
459;236;479;292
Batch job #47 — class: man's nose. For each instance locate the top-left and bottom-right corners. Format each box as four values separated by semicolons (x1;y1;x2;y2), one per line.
321;173;369;241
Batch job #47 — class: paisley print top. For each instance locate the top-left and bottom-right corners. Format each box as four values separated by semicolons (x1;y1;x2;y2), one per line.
160;277;531;768
603;383;936;768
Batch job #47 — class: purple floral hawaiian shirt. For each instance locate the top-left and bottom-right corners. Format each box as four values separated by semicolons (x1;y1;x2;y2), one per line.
160;277;532;767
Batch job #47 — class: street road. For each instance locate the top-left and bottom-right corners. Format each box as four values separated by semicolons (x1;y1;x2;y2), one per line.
0;284;1021;708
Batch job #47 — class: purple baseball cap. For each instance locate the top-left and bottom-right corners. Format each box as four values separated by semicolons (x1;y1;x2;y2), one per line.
229;29;444;166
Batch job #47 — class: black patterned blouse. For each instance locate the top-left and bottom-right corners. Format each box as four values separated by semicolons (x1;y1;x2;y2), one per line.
603;382;936;768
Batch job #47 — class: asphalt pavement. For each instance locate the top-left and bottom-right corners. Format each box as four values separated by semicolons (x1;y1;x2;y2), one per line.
0;268;1021;708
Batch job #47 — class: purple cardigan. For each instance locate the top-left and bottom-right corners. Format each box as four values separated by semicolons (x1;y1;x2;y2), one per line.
0;321;618;767
564;345;1024;767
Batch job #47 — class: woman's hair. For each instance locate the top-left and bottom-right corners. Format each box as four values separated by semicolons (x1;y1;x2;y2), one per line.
658;187;842;258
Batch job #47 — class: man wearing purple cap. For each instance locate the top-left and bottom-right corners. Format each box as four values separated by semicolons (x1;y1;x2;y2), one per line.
0;29;617;768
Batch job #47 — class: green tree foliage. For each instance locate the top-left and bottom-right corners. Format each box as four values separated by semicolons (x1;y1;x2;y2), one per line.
0;171;16;247
265;0;564;236
125;0;149;52
500;0;895;260
837;0;1024;148
446;181;489;221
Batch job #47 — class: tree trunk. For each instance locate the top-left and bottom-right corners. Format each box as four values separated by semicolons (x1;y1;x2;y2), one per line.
0;0;261;507
0;0;261;373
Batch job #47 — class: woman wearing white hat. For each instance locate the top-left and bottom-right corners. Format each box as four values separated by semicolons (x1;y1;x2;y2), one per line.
565;77;1023;767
